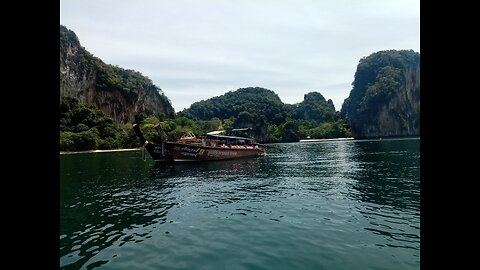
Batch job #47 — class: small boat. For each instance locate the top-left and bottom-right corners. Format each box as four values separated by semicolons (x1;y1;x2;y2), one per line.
133;124;266;162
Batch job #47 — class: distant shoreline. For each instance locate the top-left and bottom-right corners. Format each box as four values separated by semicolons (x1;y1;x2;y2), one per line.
60;148;141;155
299;137;354;142
60;136;419;154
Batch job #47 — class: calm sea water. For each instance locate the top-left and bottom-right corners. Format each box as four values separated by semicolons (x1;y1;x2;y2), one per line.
60;138;420;270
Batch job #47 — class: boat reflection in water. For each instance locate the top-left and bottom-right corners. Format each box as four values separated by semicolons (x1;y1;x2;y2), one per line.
149;154;263;180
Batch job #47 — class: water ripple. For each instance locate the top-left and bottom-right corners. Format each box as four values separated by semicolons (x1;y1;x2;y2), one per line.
61;138;420;269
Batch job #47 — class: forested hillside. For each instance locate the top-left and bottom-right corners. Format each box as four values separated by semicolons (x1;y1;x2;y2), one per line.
60;25;175;123
62;25;420;150
179;87;351;142
341;50;420;138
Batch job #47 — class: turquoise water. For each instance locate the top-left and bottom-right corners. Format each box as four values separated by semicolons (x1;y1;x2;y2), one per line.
60;138;420;269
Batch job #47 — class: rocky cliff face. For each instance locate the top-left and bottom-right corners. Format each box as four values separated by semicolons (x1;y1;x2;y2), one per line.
231;111;270;143
60;25;175;123
341;50;420;139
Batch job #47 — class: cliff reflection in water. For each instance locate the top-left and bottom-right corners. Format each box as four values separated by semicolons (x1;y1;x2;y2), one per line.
346;138;420;210
344;138;420;255
60;152;179;269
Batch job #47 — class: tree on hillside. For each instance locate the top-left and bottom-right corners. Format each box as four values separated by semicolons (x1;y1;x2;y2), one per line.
179;87;287;122
341;49;420;138
294;92;338;123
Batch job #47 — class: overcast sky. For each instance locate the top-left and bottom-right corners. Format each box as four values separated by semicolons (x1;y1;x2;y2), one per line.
60;0;419;112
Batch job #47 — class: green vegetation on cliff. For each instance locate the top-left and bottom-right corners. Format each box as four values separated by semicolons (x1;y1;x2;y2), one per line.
60;97;139;151
293;92;337;123
179;87;351;142
60;97;236;151
60;88;352;151
60;25;175;122
179;87;287;124
341;50;420;138
60;26;95;76
60;26;354;151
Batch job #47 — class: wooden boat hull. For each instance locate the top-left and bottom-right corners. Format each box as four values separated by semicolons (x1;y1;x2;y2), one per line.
143;141;262;162
143;141;174;161
167;142;262;161
133;124;264;162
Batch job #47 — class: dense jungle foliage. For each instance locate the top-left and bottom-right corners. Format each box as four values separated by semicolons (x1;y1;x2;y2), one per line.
341;49;420;136
60;87;352;151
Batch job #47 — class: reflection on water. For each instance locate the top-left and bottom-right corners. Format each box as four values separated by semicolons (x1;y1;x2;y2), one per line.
347;139;420;257
348;139;420;209
150;157;261;179
60;153;177;269
60;138;420;270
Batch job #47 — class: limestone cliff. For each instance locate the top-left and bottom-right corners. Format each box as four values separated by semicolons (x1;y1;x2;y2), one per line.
341;50;420;139
60;25;175;123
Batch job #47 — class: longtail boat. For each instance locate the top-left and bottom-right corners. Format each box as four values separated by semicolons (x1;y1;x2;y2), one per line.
133;124;266;162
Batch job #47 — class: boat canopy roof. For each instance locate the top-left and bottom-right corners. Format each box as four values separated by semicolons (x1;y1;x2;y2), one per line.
206;130;226;135
202;134;255;141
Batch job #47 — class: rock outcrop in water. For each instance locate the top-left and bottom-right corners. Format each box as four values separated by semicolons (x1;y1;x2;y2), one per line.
341;50;420;139
60;25;175;123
